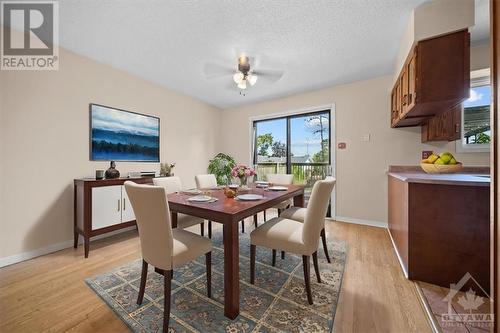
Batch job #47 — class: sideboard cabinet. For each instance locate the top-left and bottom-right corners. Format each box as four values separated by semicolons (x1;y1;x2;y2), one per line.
74;177;154;257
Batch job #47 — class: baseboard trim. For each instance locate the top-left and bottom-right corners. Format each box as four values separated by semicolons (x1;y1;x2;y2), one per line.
387;228;409;278
0;226;137;268
331;216;387;228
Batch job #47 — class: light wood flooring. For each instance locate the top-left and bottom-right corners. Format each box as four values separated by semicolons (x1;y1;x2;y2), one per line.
0;214;431;332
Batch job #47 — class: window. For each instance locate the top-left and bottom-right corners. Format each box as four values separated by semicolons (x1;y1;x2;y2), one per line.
456;68;491;153
252;110;331;204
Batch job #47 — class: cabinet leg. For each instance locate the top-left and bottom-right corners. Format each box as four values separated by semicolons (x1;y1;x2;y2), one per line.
84;237;90;258
73;231;78;249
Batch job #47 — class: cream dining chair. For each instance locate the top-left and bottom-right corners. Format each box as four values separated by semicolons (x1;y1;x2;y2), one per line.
280;196;333;263
264;173;294;259
124;181;212;332
249;177;336;305
266;173;294;215
195;174;247;234
153;177;208;237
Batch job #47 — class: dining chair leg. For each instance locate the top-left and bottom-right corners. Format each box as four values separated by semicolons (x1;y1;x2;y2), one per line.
200;222;205;237
137;259;148;305
263;210;267;221
281;251;285;260
205;252;212;298
272;249;277;266
208;221;212;239
277;209;282;216
163;269;172;332
302;255;313;305
253;214;258;228
250;244;256;284
241;220;245;233
312;251;321;283
321;228;331;263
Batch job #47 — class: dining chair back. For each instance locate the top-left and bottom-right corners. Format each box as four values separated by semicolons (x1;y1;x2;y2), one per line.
195;174;217;189
153;176;182;194
266;173;293;185
124;181;174;270
302;177;336;253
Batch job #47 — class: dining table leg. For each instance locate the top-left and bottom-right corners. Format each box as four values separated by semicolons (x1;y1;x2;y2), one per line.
293;192;305;208
223;221;239;319
171;212;178;228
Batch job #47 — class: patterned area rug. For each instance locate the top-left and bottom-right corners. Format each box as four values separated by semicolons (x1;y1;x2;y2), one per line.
85;230;347;332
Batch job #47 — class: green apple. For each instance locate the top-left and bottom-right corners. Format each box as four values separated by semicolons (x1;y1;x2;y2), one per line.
449;157;457;165
439;152;454;164
435;158;446;165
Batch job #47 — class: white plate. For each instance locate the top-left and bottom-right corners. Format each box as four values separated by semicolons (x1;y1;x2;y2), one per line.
228;184;239;189
187;195;213;202
268;186;288;191
255;181;269;185
236;194;263;201
181;189;202;195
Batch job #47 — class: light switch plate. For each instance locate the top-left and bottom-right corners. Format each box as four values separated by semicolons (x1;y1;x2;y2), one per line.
362;134;371;142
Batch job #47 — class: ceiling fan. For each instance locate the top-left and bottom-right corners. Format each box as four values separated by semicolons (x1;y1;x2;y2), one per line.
203;54;284;92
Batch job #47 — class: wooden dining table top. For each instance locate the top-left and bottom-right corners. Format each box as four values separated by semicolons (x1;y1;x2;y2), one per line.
167;184;305;223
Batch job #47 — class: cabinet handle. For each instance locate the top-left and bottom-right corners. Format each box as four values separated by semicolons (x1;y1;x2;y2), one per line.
117;199;120;212
455;123;460;133
123;198;126;210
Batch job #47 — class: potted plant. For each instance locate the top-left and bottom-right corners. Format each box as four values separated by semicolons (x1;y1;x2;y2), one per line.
160;163;175;177
207;153;236;185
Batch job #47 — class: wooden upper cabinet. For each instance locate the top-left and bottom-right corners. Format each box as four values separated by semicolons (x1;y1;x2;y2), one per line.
391;29;470;129
421;104;462;142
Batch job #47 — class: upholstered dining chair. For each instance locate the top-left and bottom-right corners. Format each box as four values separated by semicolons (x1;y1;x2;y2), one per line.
280;198;333;263
264;173;294;259
195;174;247;234
249;177;336;305
124;181;212;332
266;173;294;216
153;177;210;237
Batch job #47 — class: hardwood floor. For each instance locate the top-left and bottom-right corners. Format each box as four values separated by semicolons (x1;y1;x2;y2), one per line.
0;215;431;332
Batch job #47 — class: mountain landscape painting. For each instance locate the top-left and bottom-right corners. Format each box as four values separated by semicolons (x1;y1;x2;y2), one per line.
90;104;160;162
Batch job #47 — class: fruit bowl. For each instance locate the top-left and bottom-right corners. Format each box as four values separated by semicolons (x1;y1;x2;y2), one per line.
420;162;463;174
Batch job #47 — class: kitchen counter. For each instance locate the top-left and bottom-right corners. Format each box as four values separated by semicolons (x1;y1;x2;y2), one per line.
388;166;490;294
387;172;490;187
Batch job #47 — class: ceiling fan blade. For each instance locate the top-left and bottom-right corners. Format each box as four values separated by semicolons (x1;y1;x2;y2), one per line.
252;69;284;83
203;62;235;79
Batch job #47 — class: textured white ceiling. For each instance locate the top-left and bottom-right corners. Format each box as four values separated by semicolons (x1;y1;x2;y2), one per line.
54;0;484;109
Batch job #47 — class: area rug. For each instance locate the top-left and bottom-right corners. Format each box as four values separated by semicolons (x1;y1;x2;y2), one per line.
85;230;347;333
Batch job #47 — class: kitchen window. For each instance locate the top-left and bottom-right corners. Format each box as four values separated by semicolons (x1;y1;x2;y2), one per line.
456;68;491;153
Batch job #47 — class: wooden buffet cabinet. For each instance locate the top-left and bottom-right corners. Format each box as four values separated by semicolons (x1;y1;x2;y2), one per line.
391;29;470;141
73;177;154;258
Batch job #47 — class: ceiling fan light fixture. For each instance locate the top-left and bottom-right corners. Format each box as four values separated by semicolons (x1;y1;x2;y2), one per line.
237;80;247;89
247;74;258;86
233;72;244;84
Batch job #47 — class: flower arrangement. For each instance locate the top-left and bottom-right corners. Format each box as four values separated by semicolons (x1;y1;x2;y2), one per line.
231;164;256;187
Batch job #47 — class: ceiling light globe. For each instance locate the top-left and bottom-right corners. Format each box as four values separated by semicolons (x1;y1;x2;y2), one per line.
248;74;258;86
233;72;244;84
237;80;247;89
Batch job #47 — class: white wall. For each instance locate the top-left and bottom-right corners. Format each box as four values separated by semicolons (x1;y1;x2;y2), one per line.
220;76;490;225
0;46;222;261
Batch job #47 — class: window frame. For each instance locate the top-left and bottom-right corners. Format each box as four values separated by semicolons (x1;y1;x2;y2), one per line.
456;68;491;153
252;109;332;169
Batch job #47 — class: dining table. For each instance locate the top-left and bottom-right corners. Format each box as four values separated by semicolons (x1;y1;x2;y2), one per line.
167;184;305;319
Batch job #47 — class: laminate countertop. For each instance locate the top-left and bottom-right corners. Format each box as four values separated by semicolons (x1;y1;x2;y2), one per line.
388;172;490;187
